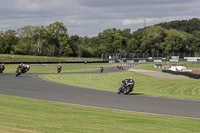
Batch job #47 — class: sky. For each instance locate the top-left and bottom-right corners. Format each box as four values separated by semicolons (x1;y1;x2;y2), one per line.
0;0;200;37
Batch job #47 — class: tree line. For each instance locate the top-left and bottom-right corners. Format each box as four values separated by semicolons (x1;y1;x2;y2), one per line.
0;18;200;57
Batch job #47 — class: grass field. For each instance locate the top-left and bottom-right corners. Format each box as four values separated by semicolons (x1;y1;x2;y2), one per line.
42;64;200;100
0;54;100;62
134;64;162;72
1;63;200;132
0;94;200;133
3;64;111;73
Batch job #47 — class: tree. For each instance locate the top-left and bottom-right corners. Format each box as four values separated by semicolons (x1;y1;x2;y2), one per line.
46;22;69;56
32;26;47;55
2;30;18;54
16;25;35;55
0;31;4;53
68;35;81;56
98;28;123;53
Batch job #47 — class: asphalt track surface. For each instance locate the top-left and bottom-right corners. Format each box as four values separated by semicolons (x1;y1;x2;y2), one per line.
0;66;200;119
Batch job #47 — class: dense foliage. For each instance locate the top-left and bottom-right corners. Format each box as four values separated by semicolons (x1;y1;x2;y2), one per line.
0;18;200;57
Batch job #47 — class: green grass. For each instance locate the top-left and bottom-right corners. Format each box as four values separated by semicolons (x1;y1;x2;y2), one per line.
134;64;162;72
0;54;100;62
0;94;200;133
42;70;200;100
3;64;111;73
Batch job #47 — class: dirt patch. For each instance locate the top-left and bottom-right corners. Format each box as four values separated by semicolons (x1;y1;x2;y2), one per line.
191;70;200;74
129;69;189;79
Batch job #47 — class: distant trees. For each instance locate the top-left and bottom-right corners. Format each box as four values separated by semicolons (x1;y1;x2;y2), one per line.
0;18;200;57
0;30;18;54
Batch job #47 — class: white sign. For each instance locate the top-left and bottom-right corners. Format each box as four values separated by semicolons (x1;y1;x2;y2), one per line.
139;60;146;62
170;59;179;62
154;60;162;62
169;66;186;72
184;57;200;59
187;59;197;62
172;56;179;60
127;60;134;63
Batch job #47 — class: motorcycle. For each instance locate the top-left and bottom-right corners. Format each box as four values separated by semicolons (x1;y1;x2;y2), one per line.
117;79;135;95
117;66;123;70
26;64;30;71
100;67;104;73
16;68;22;77
57;65;61;73
57;68;61;73
16;65;28;77
0;65;5;73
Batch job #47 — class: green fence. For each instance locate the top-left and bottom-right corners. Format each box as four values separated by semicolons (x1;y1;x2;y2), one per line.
179;59;187;62
161;59;170;62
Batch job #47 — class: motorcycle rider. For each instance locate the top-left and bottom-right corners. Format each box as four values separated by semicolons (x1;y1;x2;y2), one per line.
117;77;135;94
17;63;26;73
100;67;104;73
0;63;5;73
26;64;30;71
57;64;62;73
126;77;135;85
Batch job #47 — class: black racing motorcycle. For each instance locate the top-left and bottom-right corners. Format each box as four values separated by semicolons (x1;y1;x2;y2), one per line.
15;66;28;77
0;66;5;73
117;65;123;70
16;67;22;77
117;79;135;95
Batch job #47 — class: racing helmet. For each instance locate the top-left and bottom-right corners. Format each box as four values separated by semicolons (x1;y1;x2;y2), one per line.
129;77;133;80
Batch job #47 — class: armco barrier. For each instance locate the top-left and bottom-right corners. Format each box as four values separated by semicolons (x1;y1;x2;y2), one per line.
162;70;200;79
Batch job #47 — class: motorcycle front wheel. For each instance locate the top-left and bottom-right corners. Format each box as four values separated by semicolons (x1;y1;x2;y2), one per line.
15;73;19;77
117;87;122;94
123;87;130;95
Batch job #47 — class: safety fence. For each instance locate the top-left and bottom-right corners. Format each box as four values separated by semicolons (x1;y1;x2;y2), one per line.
110;59;200;63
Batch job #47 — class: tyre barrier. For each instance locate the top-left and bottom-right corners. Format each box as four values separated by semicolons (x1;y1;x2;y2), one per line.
162;70;200;79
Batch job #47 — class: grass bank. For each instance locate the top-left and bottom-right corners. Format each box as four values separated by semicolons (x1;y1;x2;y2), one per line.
134;64;162;72
0;54;100;62
42;70;200;100
2;64;111;73
0;94;199;133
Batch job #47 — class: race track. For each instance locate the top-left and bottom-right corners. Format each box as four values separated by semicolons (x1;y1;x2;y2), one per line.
0;67;200;119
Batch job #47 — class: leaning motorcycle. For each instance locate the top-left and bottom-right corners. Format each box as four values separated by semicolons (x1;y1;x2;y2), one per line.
0;65;5;73
117;80;135;95
16;68;22;77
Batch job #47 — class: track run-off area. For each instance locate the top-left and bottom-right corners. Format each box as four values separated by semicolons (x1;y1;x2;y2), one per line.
0;66;200;119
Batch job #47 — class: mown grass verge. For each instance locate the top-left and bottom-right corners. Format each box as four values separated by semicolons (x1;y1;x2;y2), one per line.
134;64;162;72
0;94;200;133
0;54;100;62
3;64;111;73
42;70;200;100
